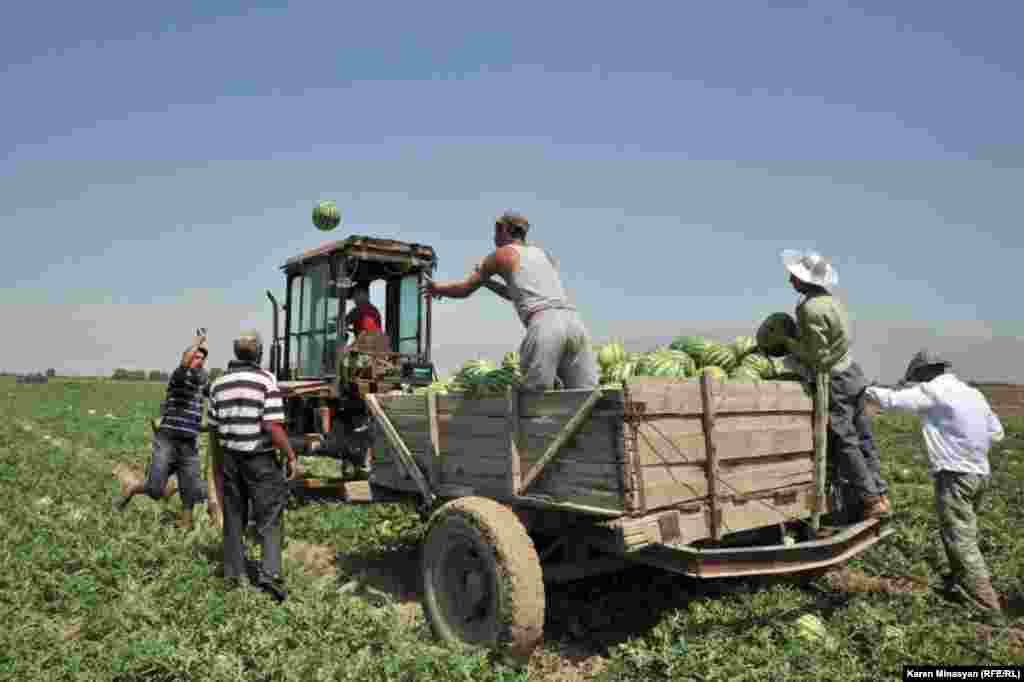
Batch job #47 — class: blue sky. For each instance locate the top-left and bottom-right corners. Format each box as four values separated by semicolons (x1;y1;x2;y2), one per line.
2;1;1022;381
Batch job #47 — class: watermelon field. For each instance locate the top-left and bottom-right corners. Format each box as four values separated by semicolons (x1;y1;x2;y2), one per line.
2;375;1024;681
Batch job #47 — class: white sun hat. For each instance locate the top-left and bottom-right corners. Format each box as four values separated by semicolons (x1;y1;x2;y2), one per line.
781;249;838;289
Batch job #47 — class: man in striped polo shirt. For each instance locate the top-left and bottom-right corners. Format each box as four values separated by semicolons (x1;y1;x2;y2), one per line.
208;330;298;601
117;330;211;529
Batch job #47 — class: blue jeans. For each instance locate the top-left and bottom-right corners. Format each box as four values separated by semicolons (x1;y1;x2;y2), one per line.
143;431;208;510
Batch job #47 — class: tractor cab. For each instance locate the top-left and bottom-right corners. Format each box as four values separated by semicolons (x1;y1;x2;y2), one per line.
268;235;438;394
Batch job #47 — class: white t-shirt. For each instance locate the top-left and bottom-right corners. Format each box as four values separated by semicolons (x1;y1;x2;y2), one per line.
866;373;1004;476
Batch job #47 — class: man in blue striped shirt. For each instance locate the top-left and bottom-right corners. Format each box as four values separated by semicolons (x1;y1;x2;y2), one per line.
208;330;298;601
118;330;211;529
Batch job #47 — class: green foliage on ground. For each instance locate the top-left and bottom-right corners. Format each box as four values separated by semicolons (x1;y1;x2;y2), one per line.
1;377;1022;681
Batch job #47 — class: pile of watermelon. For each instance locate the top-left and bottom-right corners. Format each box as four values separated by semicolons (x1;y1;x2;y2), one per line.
595;332;800;389
413;353;523;396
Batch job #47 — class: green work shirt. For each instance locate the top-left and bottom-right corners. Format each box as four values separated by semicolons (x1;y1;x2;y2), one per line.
786;292;852;373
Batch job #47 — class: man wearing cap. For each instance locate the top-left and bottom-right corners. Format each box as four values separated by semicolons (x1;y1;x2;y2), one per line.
865;351;1006;623
422;212;599;391
117;329;212;529
207;330;298;601
779;250;890;521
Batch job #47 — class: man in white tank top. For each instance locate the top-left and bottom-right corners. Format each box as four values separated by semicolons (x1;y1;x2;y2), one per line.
422;211;599;391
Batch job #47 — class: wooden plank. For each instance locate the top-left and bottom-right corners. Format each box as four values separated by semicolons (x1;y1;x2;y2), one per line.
635;415;812;466
521;430;621;464
718;486;814;536
518;485;625;513
375;389;625;418
520;414;621;440
701;372;720;541
711;380;813;414
519;455;621;480
365;394;435;505
520;389;604;493
640;455;814;508
626;378;704;415
625;377;813;416
439;454;509;479
506;388;522;496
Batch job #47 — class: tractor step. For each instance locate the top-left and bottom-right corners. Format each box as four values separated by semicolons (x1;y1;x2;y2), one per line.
288;478;411;504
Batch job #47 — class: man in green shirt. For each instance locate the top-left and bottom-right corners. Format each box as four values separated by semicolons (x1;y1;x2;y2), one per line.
780;250;889;521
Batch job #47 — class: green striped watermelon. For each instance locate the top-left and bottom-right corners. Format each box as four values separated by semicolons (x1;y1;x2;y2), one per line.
701;342;738;371
729;365;762;382
697;366;727;380
757;312;798;358
731;335;756;360
669;335;711;362
313;200;341;231
741;352;774;379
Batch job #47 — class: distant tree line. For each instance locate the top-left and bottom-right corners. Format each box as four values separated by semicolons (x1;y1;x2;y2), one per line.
7;369;56;384
110;368;225;382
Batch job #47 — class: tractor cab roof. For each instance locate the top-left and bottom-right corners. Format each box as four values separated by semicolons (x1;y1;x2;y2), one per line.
281;235;437;281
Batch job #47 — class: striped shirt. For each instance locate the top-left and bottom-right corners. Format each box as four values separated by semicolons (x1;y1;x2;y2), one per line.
159;367;210;440
207;361;285;455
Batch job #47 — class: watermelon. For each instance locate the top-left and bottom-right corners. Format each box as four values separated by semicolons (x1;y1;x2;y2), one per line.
701;342;738;372
697;366;727;381
669;335;711;363
312;200;341;231
607;359;638;383
741;352;774;378
596;341;626;370
731;335;756;360
756;312;798;358
729;366;762;382
770;356;805;381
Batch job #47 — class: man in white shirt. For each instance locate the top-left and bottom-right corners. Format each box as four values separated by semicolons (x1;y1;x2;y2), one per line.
864;350;1005;623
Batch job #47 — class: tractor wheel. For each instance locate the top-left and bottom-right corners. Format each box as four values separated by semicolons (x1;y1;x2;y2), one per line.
421;497;545;662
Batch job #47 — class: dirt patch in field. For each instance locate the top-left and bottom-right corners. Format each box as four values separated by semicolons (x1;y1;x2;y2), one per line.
111;463;178;498
529;642;609;682
823;567;931;595
974;623;1024;656
284;541;337;578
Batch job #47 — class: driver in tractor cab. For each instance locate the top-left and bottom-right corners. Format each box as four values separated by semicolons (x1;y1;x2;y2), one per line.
344;283;382;337
422;211;599;391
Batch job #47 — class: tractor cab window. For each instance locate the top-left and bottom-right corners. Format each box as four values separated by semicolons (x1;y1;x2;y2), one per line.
287;262;337;377
397;275;420;356
386;273;422;357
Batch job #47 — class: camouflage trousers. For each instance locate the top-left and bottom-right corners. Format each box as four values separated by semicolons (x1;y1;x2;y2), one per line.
935;470;991;584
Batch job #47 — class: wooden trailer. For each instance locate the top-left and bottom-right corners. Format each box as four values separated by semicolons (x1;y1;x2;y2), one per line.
340;375;892;659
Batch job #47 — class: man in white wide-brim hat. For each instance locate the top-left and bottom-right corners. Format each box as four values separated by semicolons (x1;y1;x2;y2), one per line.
779;249;890;522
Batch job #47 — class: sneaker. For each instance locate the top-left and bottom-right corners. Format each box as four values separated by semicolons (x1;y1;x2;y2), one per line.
175;510;194;530
862;496;887;520
257;574;288;603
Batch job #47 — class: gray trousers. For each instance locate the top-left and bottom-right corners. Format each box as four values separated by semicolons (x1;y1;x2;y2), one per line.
936;471;991;584
143;431;207;510
519;309;600;391
222;451;288;581
827;361;887;501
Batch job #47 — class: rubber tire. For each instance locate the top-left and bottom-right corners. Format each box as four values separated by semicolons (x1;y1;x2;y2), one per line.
421;497;545;661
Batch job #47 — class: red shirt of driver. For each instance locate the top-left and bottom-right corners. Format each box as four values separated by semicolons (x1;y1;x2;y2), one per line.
348;303;382;334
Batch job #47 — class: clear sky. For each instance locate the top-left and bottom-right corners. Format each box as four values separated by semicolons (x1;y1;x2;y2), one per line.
3;1;1022;382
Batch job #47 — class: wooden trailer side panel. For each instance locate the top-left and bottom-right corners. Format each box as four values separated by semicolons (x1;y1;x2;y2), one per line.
626;378;815;542
370;390;630;513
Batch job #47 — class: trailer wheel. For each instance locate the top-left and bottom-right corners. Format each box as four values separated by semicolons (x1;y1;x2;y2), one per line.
421;497;544;661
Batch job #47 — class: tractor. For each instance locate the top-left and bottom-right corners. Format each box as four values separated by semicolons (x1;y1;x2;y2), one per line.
264;235;438;478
